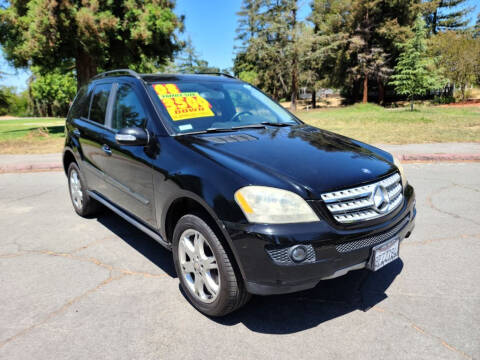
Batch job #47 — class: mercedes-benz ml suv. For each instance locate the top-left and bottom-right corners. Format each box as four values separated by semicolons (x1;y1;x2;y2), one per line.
63;69;416;316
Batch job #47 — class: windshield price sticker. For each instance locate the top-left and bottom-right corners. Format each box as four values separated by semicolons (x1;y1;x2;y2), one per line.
153;84;214;121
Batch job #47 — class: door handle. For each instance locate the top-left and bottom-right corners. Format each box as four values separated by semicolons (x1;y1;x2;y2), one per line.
102;144;112;156
72;129;81;137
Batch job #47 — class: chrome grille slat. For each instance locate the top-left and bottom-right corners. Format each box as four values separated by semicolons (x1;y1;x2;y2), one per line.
321;173;403;224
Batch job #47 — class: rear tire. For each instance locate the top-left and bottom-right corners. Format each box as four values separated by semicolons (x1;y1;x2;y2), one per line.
67;162;101;217
172;214;250;316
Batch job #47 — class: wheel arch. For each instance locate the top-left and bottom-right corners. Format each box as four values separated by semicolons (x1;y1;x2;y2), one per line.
62;149;77;175
163;195;247;283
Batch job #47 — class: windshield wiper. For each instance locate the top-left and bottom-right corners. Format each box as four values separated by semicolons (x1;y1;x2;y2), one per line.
176;122;290;136
260;121;294;127
231;124;266;130
177;127;243;136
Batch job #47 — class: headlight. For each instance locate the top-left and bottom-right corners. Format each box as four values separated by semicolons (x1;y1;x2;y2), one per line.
234;186;319;224
393;156;407;186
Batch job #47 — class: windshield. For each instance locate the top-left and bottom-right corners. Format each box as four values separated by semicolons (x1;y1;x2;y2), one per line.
148;81;299;134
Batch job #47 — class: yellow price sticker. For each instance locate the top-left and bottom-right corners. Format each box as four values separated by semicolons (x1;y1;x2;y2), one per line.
152;85;214;121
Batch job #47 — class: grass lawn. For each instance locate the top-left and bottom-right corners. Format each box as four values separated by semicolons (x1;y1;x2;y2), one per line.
297;103;480;144
0;118;65;154
0;103;479;154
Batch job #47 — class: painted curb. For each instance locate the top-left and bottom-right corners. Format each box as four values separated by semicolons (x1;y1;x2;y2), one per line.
394;153;480;162
0;162;63;173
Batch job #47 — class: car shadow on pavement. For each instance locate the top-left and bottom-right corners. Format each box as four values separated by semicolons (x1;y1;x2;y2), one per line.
96;210;177;278
95;209;402;334
214;260;403;334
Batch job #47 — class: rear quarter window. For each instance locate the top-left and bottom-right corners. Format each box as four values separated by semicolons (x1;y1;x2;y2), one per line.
68;86;90;120
89;83;112;125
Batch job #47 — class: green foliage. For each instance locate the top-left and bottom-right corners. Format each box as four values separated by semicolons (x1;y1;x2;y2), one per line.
307;0;420;103
30;71;77;117
238;70;259;85
0;86;29;116
424;0;473;35
431;95;455;104
430;31;480;100
0;0;184;87
234;0;306;109
390;17;444;110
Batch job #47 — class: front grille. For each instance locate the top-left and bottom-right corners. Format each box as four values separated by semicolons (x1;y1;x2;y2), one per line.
266;245;316;265
321;172;403;224
336;215;410;253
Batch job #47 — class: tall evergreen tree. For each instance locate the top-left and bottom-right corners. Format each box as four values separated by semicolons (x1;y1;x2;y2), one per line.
424;0;472;34
234;0;306;110
390;17;444;110
310;0;420;103
0;0;184;87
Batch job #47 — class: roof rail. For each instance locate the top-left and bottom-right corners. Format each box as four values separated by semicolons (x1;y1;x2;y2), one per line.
92;69;142;80
195;72;236;79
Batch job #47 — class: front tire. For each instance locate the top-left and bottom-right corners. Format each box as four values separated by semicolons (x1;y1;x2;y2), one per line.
67;162;101;217
172;214;250;316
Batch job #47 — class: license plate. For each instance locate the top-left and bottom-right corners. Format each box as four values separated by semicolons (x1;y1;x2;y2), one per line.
367;238;399;271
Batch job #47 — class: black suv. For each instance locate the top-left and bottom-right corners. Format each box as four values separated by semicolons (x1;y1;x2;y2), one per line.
63;69;416;316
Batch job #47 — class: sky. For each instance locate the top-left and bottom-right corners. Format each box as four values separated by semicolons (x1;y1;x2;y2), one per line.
0;0;478;92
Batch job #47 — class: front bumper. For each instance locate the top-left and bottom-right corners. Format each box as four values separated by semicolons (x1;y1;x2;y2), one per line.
223;184;416;296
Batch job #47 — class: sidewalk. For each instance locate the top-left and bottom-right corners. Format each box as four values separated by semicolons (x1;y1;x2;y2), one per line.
0;143;479;173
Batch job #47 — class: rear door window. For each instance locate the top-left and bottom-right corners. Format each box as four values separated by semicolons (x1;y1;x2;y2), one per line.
89;84;112;125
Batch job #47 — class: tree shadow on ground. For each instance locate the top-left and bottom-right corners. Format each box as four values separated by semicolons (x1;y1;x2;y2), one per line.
4;125;65;135
96;208;403;334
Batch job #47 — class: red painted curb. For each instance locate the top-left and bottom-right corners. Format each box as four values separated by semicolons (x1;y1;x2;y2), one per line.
395;153;480;162
0;162;62;173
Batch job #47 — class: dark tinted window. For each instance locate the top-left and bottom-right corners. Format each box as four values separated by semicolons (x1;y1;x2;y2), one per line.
89;84;112;125
112;84;147;129
69;85;90;119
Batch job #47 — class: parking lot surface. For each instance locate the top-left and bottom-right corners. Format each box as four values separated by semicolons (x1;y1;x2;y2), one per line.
0;163;479;359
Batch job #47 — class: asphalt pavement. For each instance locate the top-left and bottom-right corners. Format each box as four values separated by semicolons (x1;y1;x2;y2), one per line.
0;163;479;359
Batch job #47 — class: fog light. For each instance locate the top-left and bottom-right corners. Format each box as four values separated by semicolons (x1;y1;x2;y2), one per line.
289;245;308;263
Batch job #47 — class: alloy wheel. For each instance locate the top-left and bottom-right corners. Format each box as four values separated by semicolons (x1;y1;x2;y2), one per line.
178;229;220;303
69;170;83;210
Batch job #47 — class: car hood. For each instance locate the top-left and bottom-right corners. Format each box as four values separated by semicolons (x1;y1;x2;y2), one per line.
182;124;396;199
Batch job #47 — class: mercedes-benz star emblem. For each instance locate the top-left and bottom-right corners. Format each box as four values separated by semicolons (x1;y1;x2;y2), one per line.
372;185;390;213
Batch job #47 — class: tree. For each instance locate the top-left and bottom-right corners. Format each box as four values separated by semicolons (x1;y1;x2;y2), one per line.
424;0;472;35
390;17;444;110
234;0;307;110
29;70;77;116
474;13;480;38
176;38;220;74
310;0;420;104
430;31;480;100
0;0;184;88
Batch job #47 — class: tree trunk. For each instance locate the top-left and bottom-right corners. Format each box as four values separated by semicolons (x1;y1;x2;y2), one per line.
410;98;414;111
362;76;368;103
311;88;316;109
377;78;385;105
75;48;97;89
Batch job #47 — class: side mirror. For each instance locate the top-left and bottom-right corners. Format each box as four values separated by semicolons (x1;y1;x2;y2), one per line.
115;127;150;146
